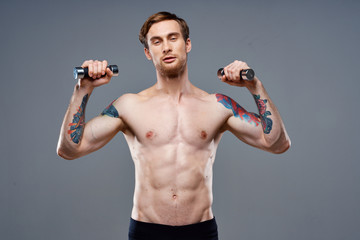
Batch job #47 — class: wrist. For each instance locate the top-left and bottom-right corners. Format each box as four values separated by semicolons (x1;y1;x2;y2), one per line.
75;81;94;94
246;77;263;94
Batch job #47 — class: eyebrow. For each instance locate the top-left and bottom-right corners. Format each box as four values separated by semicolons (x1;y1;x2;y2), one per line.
149;32;180;42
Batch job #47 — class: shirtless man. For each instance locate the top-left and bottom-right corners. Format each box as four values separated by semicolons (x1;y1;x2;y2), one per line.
57;12;290;240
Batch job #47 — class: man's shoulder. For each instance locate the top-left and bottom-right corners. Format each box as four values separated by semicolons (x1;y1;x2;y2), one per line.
113;93;136;103
117;86;157;101
190;86;226;101
112;87;156;108
195;91;224;103
110;93;139;111
188;86;216;101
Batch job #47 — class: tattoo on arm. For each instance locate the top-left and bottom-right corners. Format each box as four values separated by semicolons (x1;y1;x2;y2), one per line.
253;94;273;134
100;100;119;118
216;93;273;134
216;93;261;126
68;94;88;144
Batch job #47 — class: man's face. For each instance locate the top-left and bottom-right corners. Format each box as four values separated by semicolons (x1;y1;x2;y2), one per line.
144;20;191;78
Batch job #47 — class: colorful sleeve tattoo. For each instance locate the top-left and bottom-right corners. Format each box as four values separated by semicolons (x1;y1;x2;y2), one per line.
68;94;88;144
253;94;273;134
100;99;119;118
216;93;261;126
216;93;273;134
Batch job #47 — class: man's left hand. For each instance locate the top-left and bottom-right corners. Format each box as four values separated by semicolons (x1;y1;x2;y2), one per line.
219;60;258;88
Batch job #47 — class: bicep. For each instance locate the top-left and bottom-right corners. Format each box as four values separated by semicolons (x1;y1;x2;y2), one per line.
216;93;267;149
79;115;124;154
78;97;126;155
225;115;266;149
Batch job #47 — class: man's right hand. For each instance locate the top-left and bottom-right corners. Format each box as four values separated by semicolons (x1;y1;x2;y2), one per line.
79;59;114;88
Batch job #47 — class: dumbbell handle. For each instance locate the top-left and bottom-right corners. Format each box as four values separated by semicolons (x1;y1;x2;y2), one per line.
217;68;255;81
73;65;119;80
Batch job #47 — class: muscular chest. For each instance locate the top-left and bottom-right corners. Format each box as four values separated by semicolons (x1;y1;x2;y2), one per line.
124;96;224;147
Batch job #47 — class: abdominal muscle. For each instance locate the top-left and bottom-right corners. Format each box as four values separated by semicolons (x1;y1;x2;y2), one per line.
130;142;215;226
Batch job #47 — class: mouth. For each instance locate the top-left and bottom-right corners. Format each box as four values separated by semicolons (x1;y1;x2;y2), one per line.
162;56;176;63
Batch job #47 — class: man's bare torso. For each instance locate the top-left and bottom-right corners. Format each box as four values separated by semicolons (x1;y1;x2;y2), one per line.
115;84;230;226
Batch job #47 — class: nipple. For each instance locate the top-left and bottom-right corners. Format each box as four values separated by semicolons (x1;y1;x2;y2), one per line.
146;131;154;139
200;130;207;139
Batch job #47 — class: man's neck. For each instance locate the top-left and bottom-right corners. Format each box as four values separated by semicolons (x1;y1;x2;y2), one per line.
155;67;192;102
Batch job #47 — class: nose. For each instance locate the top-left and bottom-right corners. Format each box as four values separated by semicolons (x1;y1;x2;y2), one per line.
162;40;172;54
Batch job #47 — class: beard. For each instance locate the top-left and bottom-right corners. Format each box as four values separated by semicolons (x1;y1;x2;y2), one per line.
156;55;187;79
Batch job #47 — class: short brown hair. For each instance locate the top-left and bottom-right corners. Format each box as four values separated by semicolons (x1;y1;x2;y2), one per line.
139;11;190;49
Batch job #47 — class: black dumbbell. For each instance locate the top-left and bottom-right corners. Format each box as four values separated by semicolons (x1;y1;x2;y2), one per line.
73;65;119;80
217;68;255;81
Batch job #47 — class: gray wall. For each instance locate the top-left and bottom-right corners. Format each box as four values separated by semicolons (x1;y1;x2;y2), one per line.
1;0;359;239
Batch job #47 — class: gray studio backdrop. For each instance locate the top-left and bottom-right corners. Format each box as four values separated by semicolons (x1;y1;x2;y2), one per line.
1;0;359;239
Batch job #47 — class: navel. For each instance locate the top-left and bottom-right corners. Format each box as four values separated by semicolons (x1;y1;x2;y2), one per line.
172;194;177;200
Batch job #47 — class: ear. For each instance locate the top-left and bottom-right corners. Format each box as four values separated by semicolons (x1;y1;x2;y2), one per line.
185;38;192;53
144;48;152;60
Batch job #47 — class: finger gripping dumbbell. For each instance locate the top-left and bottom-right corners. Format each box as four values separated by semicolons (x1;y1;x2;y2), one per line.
73;65;119;80
217;68;255;81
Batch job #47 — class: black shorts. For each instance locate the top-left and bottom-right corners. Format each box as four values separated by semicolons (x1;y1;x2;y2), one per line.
128;217;219;240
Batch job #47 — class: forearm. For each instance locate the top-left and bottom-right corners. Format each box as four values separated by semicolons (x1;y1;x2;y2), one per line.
247;78;291;153
57;84;94;159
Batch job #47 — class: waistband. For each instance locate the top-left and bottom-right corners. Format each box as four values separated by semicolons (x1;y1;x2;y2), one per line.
129;217;218;239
